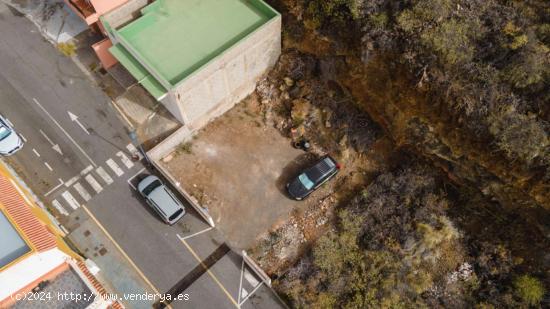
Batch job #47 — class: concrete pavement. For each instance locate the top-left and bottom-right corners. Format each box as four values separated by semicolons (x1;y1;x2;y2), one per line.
0;3;284;309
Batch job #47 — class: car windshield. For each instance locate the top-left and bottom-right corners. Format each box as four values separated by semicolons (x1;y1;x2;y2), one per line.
142;180;162;196
169;208;184;221
298;173;315;190
0;126;11;141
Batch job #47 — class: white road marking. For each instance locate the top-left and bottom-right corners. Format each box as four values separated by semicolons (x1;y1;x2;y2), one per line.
33;98;97;167
95;167;113;185
80;165;93;176
106;159;124;177
85;174;103;194
116;151;134;169
32;148;41;157
44;162;53;172
127;143;143;160
68;111;90;135
52;144;63;156
52;199;69;216
178;227;214;241
45;178;64;197
127;168;145;190
65;176;80;187
19;134;27;143
39;129;63;155
239;282;263;306
244;269;260;287
126;143;138;153
61;191;80;210
74;182;91;202
39;129;54;144
241;288;248;299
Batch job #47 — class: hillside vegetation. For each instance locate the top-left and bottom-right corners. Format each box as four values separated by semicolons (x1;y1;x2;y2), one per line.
264;0;549;307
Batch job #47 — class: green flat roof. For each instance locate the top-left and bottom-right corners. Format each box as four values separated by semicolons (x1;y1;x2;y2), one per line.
114;0;278;87
109;43;168;100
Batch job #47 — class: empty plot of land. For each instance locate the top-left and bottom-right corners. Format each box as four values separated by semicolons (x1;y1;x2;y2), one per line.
161;104;320;249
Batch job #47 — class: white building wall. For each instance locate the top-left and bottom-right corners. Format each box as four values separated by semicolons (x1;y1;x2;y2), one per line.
165;15;282;130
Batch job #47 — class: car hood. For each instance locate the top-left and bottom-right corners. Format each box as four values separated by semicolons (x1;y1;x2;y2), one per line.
287;177;309;200
0;132;21;154
137;175;158;193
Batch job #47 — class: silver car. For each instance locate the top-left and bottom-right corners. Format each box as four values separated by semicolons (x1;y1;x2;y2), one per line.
138;175;186;225
0;114;23;156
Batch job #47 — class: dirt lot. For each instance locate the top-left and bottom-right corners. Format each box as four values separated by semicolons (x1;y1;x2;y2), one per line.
161;96;342;249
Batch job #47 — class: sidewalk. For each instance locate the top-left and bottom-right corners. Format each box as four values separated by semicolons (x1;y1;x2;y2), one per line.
1;159;154;308
2;0;87;43
65;209;156;309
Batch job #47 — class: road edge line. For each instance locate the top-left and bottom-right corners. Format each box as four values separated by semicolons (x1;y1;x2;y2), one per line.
81;205;168;306
177;235;239;308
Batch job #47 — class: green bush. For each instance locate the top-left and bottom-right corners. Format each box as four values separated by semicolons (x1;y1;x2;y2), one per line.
513;275;545;306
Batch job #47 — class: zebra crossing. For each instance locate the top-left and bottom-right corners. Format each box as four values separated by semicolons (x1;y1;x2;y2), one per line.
50;143;142;216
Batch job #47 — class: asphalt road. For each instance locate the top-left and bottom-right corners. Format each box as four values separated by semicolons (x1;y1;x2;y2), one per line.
0;3;283;309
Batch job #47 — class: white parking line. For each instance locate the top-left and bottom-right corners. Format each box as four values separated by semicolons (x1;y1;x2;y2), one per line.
44;162;53;172
45;178;64;197
51;199;69;216
85;174;103;194
178;226;213;241
80;165;93;176
95;167;113;185
32;148;41;157
61;191;80;210
116;151;134;169
127;168;145;190
73;182;91;202
19;134;27;143
106;159;124;177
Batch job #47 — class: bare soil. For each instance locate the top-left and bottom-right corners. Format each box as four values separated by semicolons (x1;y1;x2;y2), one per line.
161;95;343;250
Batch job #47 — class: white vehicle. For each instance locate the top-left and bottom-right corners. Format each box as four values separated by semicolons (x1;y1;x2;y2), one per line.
0;114;23;156
138;175;186;225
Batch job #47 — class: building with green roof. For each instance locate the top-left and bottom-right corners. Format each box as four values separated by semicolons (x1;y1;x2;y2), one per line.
101;0;281;128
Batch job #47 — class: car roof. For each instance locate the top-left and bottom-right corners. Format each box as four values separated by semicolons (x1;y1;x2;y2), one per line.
306;156;337;181
148;186;181;215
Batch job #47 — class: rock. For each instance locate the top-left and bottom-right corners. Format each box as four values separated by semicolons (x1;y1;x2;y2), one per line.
288;85;301;99
163;153;174;163
339;135;348;147
282;92;290;100
291;98;312;122
284;77;295;87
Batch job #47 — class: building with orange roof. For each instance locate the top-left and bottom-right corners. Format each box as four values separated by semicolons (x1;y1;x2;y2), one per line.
0;163;120;308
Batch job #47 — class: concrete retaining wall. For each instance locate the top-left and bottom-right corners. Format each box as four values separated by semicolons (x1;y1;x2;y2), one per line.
147;126;193;161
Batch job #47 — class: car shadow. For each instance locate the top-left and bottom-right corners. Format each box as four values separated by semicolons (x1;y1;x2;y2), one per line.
275;152;319;197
